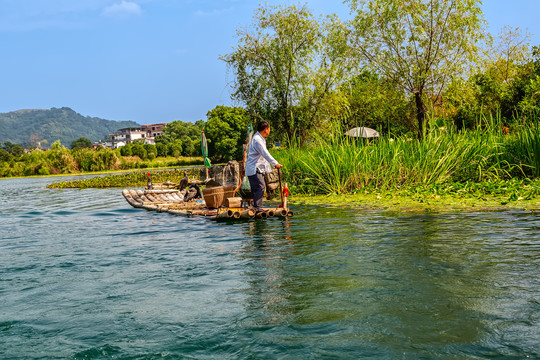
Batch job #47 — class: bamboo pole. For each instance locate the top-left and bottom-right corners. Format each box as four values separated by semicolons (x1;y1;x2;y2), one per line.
239;209;255;218
271;208;288;217
283;183;288;210
171;193;184;202
216;209;234;219
123;190;143;208
255;211;268;219
278;168;283;207
188;209;213;216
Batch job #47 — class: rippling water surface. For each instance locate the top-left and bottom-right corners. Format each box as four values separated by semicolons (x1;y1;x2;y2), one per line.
1;176;539;359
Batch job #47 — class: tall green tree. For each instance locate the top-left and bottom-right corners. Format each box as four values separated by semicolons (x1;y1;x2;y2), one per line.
156;120;201;145
484;27;535;119
347;0;487;138
2;141;24;157
221;5;354;144
443;29;538;127
70;137;93;149
342;71;411;134
204;106;249;162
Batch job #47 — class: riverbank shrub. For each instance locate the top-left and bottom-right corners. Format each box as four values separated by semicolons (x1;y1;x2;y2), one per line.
272;119;540;195
0;144;204;178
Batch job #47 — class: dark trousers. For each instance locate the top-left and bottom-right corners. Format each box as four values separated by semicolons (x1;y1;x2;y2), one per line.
248;172;265;210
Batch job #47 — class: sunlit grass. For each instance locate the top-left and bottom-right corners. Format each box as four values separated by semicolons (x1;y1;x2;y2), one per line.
46;168;201;189
273;114;540;196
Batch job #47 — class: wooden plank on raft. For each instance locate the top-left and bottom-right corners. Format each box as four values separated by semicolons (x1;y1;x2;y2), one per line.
224;197;242;208
122;187;293;220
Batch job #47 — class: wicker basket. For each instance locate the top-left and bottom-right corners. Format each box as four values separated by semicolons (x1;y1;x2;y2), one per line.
202;186;225;208
223;185;236;200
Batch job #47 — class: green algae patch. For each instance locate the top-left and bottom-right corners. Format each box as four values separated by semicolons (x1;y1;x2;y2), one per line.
289;179;540;213
47;168;201;189
290;192;540;213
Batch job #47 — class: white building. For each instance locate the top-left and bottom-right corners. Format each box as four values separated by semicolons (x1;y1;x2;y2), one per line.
109;127;148;148
108;123;167;148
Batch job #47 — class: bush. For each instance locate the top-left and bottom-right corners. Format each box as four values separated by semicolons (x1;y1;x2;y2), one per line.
168;141;183;157
73;149;95;171
156;143;168;157
0;149;13;162
120;144;132;156
131;144;147;160
70;137;93;149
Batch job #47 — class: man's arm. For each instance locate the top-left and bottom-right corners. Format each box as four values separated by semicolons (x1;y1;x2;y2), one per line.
253;136;278;167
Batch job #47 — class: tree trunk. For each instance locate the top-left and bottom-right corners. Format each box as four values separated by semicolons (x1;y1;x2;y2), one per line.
414;90;426;140
280;106;293;146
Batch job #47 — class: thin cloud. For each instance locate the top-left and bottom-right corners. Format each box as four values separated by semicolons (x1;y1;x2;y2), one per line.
102;1;142;18
194;7;232;18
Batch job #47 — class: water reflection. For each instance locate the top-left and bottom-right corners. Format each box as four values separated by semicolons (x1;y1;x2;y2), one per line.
2;176;539;358
238;207;540;357
240;219;297;325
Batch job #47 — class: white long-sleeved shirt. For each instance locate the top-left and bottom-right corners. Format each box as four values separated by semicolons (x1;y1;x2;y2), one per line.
245;132;278;176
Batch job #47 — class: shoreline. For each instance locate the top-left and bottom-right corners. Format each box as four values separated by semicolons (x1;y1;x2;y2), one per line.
5;168;539;213
290;193;540;213
0;165;204;181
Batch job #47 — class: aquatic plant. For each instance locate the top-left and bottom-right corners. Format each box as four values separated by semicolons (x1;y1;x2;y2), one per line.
273;114;540;196
46;168;201;189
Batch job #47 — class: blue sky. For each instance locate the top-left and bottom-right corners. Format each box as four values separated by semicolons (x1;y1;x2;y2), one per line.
1;0;539;125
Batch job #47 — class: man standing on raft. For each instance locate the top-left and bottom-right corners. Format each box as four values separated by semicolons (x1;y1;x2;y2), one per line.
245;120;283;213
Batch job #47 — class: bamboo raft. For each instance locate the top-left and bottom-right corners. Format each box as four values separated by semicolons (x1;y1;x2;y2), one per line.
122;188;293;221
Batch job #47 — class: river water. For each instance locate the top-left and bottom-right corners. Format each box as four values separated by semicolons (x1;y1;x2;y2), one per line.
1;176;539;359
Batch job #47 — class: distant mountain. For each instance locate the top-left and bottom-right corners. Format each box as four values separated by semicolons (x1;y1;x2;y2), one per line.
0;107;140;147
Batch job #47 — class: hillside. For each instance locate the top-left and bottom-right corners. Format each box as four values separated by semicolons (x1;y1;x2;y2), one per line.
0;107;140;147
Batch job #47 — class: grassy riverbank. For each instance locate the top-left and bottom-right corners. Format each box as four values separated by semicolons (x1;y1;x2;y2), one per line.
269;117;540;212
273;117;540;195
46;168;540;212
43;116;540;212
291;184;540;213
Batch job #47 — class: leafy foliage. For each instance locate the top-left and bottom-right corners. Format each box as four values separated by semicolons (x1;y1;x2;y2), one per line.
1;142;24;158
341;71;411;134
70;137;93;149
204;106;249;162
273;113;540;195
155;120;203;157
347;0;487;139
0;138;203;178
221;5;354;144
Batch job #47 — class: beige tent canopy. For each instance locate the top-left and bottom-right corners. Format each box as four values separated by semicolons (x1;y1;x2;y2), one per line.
345;127;380;138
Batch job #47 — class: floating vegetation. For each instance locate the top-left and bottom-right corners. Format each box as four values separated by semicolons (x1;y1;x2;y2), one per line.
47;168;201;189
397;179;540;199
293;179;540;202
292;179;540;212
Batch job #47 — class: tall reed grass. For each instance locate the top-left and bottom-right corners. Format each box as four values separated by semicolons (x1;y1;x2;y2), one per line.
273;113;540;195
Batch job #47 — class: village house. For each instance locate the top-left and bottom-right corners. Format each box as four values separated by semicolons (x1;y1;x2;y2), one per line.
141;123;166;143
107;123;167;148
